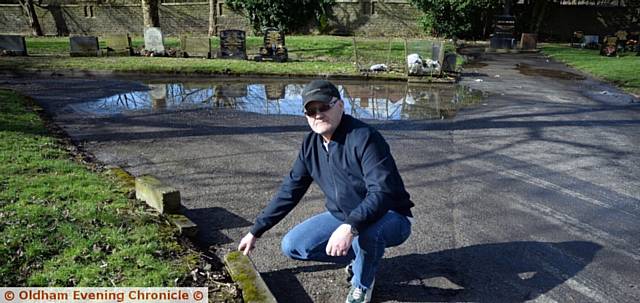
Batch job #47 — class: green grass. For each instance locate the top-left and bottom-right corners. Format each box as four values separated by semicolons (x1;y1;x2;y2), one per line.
0;90;198;286
3;35;455;79
541;43;640;95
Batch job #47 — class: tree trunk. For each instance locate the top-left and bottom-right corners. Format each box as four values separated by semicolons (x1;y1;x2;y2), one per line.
19;0;43;36
141;0;160;28
528;0;548;34
208;0;217;36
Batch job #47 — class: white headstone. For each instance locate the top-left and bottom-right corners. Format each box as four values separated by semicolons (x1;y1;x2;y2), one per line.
144;27;165;55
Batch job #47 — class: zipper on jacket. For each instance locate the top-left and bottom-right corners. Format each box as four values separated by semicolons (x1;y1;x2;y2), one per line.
326;144;339;204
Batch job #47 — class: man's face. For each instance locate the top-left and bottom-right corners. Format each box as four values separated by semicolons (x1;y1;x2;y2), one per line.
304;99;344;139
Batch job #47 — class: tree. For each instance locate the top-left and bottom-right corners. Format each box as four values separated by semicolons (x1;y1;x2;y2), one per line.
409;0;501;38
141;0;160;28
18;0;43;36
225;0;334;34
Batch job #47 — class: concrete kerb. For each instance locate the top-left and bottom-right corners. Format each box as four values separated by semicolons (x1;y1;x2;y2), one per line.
224;251;277;303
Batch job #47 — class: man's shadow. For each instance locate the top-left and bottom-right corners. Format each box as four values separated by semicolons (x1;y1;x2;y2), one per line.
264;240;601;302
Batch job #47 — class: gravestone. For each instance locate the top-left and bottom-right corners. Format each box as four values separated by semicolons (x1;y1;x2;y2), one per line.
441;53;457;73
219;30;247;60
490;15;516;49
600;36;617;57
571;31;584;47
180;35;211;58
583;35;599;49
103;34;132;56
69;36;99;57
0;35;27;56
431;41;445;65
144;27;165;55
257;27;288;62
519;33;537;50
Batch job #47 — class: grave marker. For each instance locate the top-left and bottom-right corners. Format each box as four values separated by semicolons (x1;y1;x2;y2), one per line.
103;34;132;56
257;27;288;62
69;36;99;57
0;35;27;56
144;27;165;55
519;33;537;50
219;30;247;60
180;35;211;58
431;41;445;66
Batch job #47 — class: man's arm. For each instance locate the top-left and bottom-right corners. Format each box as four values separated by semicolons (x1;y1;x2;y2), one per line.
238;145;313;255
344;130;404;233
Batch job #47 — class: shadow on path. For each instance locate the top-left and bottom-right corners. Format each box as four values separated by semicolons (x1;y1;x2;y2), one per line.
263;241;601;302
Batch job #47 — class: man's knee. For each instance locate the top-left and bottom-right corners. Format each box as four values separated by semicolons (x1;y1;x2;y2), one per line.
281;232;300;259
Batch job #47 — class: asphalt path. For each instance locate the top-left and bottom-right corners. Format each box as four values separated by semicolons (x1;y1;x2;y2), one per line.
2;52;639;302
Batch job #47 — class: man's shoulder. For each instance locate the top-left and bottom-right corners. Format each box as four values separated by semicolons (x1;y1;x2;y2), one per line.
343;115;381;140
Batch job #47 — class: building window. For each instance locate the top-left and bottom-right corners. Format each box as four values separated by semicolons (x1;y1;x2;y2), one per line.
90;6;95;18
371;1;376;15
218;3;224;16
84;6;89;18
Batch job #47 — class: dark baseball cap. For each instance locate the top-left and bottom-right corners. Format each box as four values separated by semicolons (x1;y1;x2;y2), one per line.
301;80;341;107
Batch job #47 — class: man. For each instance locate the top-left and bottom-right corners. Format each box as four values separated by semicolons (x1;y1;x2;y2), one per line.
238;80;414;303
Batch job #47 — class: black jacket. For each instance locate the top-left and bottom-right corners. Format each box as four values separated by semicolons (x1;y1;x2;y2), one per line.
251;114;413;237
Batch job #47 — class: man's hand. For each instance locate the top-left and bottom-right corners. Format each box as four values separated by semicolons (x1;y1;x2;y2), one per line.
326;224;355;257
238;233;257;255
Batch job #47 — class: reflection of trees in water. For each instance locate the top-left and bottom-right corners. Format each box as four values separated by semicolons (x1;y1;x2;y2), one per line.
339;84;484;120
86;81;484;120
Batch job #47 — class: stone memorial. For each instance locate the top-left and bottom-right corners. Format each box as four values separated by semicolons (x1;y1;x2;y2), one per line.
583;35;599;49
69;36;99;57
441;53;457;73
219;30;247;60
571;31;584;47
103;34;132;56
0;35;27;56
431;41;445;66
180;35;211;58
490;15;516;50
144;27;165;55
600;36;617;57
256;27;288;62
519;33;537;50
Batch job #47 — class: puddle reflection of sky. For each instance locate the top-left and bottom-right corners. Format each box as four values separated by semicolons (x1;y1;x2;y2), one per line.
69;81;485;121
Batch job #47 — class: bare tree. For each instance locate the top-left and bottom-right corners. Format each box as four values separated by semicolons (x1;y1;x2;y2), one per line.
142;0;160;28
18;0;43;36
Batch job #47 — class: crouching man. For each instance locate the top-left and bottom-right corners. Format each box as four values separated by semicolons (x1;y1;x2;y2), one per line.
238;80;414;303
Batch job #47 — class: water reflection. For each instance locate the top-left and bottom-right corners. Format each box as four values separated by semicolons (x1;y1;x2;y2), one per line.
71;80;486;121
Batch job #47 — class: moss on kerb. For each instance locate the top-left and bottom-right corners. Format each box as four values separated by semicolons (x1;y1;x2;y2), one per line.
224;251;268;302
108;167;135;189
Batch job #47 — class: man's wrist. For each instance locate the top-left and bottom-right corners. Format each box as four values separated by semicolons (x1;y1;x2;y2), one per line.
348;224;359;236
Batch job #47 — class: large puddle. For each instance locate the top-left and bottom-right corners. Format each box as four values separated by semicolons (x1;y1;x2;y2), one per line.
70;79;486;121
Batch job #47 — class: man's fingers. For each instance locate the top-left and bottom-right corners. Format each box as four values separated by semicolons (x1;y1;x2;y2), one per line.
243;244;252;255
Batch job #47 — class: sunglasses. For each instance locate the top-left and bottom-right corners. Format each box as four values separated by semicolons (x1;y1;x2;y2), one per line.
304;99;339;117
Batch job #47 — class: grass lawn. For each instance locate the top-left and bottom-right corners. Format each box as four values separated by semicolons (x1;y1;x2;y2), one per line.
0;90;199;286
541;43;640;95
0;36;455;79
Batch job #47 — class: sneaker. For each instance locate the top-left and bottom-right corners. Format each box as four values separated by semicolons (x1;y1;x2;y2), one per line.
345;280;375;303
344;263;354;284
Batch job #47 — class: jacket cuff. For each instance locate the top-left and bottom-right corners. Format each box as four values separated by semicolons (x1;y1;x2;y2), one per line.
250;225;265;238
344;218;363;235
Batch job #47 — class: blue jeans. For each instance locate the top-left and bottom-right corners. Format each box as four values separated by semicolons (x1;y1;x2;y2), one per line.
281;211;412;289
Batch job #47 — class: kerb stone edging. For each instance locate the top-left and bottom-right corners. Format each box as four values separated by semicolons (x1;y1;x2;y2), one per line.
224;251;277;303
135;175;181;214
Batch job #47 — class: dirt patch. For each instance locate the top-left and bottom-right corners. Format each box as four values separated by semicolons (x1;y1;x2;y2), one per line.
516;63;586;80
